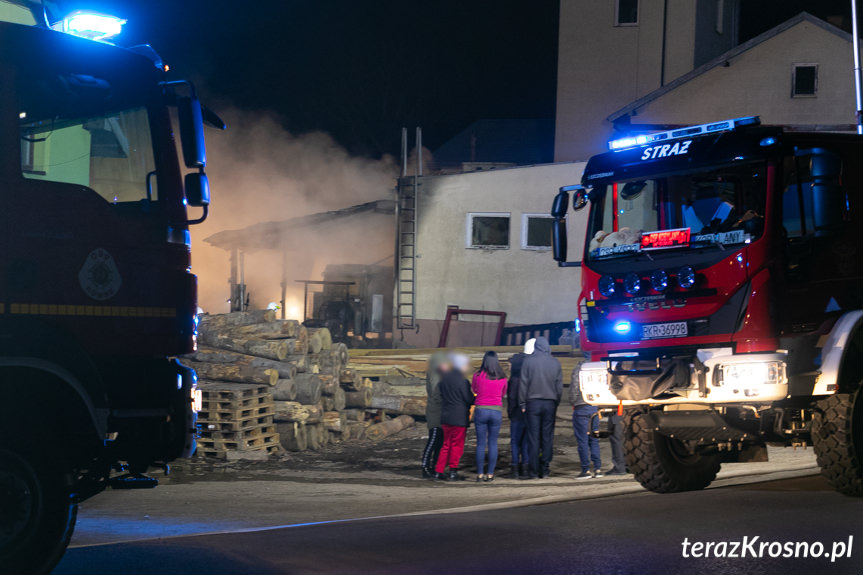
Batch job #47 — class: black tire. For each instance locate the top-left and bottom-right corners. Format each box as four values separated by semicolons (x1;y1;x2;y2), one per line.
812;390;863;497
0;449;77;574
624;411;721;493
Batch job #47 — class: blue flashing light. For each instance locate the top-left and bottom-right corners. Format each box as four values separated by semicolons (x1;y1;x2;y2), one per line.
613;320;632;335
574;318;581;334
62;11;126;41
607;116;761;151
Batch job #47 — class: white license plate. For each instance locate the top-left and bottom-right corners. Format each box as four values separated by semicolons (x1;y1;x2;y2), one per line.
642;321;688;340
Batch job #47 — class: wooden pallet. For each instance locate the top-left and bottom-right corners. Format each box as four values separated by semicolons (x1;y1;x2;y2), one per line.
197;430;280;452
196;443;280;461
199;382;271;402
201;394;271;412
199;419;275;439
198;403;275;422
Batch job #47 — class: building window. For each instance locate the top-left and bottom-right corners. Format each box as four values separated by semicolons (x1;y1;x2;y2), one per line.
615;0;639;26
792;64;818;97
467;213;510;249
521;213;554;250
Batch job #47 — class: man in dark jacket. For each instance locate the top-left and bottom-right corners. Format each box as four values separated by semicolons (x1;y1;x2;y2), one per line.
507;338;535;478
421;351;450;479
518;337;562;479
434;353;475;481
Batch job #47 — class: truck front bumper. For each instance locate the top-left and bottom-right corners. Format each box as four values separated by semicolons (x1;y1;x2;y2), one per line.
580;348;788;406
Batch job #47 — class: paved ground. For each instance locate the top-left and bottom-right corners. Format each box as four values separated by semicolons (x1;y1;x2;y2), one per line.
57;473;862;575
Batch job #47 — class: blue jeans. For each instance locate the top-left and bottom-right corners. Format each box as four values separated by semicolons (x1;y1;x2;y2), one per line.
510;414;529;466
475;408;503;475
572;405;601;472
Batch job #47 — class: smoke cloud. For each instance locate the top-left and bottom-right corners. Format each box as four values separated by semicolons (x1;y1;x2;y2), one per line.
192;109;398;317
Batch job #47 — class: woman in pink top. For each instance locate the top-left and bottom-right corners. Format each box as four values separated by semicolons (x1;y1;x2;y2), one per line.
472;351;508;482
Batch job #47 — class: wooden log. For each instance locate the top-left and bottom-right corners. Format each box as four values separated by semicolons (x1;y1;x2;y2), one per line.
365;415;415;441
294;374;323;405
339;369;363;391
272;379;297;401
231;320;304;339
344;388;372;408
345;421;366;440
304;403;324;424
273;401;309;422
199;310;276;329
342;409;365;422
306;423;326;451
187;348;298;379
333;343;349;367
332;387;346;412
185;362;278;386
369;394;427;417
320;375;339;396
308;328;333;351
307;331;323;355
329;431;342;444
277;422;307;451
320;396;335;411
199;334;289;361
322;411;346;433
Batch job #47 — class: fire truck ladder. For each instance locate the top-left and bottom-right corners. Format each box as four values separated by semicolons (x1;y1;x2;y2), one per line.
395;127;422;331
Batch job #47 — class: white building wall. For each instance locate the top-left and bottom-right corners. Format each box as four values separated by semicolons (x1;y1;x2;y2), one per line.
403;163;588;347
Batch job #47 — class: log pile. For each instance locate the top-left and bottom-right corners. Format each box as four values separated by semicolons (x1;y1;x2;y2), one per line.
181;311;420;455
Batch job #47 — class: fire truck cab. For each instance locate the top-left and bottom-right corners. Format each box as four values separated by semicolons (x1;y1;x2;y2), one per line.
552;116;863;496
0;4;220;572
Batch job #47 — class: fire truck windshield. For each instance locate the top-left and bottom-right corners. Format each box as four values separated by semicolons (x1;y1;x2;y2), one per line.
18;69;158;204
586;162;766;261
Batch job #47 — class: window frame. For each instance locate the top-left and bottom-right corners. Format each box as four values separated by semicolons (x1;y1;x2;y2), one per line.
614;0;639;27
521;212;555;251
466;212;511;250
791;63;818;98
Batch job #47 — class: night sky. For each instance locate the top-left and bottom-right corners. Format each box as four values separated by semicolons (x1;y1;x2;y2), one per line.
47;0;862;158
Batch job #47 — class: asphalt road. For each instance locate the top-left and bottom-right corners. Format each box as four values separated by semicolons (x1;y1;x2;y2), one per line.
55;474;862;575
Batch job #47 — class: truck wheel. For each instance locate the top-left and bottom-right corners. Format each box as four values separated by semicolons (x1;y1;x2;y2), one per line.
0;449;77;574
624;411;721;493
812;390;863;497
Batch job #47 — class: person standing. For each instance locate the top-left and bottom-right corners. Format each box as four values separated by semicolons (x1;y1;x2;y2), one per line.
518;336;562;479
507;339;535;479
472;351;508;482
570;365;603;479
434;353;475;481
605;412;628;476
421;351;451;479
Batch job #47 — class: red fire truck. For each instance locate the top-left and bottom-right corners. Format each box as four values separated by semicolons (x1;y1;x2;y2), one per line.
0;4;221;572
552;116;863;496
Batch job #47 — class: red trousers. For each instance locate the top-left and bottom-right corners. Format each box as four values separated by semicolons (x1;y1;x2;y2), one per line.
435;424;467;473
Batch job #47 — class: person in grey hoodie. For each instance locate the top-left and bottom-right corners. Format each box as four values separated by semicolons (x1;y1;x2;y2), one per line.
518;336;563;479
421;351;451;479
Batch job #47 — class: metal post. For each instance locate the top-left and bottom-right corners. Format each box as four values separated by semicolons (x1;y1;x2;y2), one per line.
239;251;246;311
401;127;408;177
853;0;863;134
416;127;423;177
280;249;288;320
229;246;239;312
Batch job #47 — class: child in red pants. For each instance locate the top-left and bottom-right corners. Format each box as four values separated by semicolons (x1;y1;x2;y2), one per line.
434;354;474;481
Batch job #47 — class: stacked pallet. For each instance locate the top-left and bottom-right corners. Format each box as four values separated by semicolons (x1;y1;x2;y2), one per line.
195;383;280;460
182;310;416;455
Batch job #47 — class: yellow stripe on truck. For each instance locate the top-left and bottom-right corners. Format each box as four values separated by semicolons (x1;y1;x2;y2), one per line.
8;303;176;318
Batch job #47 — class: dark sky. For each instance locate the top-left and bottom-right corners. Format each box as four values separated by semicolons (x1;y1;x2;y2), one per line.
47;1;861;158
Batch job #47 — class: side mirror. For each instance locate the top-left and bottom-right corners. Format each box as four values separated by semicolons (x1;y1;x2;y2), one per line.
553;219;568;263
178;96;206;169
573;189;588;211
185;172;210;207
551;189;570;218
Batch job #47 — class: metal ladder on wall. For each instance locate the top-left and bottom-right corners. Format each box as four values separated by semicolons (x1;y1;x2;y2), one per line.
395;128;422;331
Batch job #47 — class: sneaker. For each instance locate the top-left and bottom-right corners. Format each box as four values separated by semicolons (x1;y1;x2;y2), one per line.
422;468;435;479
447;471;466;481
593;470;604;478
605;468;627;476
519;473;539;480
484;475;494;483
433;472;446;481
575;470;593;480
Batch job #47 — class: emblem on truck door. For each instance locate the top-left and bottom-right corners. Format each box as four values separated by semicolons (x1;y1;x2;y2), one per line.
78;248;122;301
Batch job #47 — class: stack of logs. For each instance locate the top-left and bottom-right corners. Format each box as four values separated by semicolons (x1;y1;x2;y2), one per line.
180;310;422;455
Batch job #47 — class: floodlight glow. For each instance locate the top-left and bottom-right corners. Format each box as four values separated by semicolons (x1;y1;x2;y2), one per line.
63;12;126;41
613;320;631;335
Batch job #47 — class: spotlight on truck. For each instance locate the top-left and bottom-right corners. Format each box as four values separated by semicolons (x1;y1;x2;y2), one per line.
58;11;126;42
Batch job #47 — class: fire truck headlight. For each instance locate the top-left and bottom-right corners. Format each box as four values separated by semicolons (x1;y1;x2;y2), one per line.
678;266;696;289
624;272;642;295
579;368;610;400
650;269;668;292
598;275;616;297
716;361;786;389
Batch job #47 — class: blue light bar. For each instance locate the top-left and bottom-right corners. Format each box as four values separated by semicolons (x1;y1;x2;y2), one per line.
607;116;761;151
61;11;126;41
613;320;632;335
